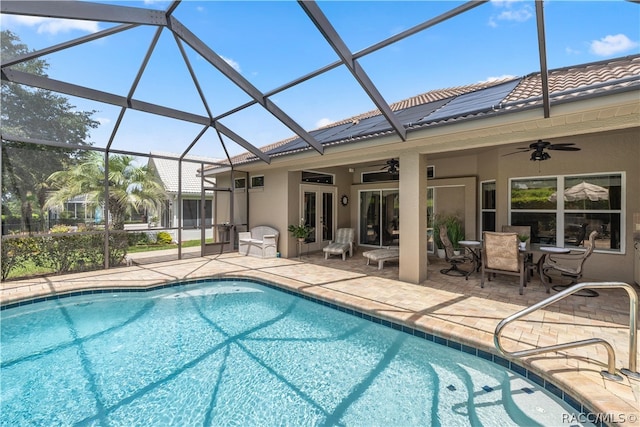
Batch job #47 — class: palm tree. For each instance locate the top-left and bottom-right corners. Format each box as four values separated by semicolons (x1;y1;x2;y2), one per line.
45;152;167;230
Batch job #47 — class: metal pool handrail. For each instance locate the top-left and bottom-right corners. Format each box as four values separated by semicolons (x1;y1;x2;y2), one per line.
494;281;639;382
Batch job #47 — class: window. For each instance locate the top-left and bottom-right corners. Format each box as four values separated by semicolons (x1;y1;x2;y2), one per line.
481;180;496;233
510;173;623;252
362;171;399;182
250;175;264;188
234;178;245;190
183;199;212;228
302;170;334;184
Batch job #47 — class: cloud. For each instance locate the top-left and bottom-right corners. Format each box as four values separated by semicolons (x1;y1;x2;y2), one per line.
221;56;241;73
489;0;533;26
316;118;333;128
565;46;581;55
2;15;99;35
480;75;516;83
589;34;638;56
96;117;112;126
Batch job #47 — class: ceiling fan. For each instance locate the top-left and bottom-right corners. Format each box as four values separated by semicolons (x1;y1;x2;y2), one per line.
505;140;581;161
377;158;399;174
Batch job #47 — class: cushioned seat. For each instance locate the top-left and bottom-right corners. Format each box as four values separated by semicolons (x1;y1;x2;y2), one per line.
362;248;399;270
323;228;355;261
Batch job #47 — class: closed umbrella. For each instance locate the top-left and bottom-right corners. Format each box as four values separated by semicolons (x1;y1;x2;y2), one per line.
548;181;608;202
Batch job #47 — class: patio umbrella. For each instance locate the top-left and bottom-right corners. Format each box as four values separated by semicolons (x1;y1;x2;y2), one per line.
548;181;609;202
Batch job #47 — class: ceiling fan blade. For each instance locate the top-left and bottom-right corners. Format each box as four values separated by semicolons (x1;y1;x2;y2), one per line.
549;146;581;151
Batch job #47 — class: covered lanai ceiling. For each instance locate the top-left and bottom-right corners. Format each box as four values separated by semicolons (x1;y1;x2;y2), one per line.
1;1;638;166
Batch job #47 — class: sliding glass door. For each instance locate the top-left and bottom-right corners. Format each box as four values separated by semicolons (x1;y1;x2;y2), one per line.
359;189;399;247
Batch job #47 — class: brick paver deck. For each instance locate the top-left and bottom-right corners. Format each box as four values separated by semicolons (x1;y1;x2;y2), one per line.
2;248;639;425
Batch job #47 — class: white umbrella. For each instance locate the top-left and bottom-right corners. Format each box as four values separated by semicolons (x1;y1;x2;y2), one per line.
548;181;609;202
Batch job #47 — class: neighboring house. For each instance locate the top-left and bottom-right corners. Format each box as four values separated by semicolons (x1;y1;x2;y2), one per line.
147;153;222;242
204;55;640;285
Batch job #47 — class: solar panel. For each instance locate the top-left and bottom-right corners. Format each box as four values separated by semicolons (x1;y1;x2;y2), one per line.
419;80;521;123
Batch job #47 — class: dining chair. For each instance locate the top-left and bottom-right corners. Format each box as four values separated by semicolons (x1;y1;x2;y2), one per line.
481;232;527;295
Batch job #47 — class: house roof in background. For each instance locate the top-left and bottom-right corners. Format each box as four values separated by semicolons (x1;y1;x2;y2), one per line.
217;54;639;168
148;152;220;195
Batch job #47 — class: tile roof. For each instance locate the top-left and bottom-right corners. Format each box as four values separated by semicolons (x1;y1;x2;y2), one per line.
213;54;640;169
148;152;222;195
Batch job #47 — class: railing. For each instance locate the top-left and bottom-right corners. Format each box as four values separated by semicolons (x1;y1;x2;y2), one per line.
494;281;639;381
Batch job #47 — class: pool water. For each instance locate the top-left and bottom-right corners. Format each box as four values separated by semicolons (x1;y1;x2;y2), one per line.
1;280;589;426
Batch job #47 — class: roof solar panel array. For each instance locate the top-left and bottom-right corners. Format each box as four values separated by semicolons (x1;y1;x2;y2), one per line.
267;80;521;154
419;79;521;124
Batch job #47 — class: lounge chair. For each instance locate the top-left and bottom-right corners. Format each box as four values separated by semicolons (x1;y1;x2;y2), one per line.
323;228;355;260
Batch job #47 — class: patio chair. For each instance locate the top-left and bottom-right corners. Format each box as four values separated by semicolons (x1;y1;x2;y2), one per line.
481;232;527;295
439;224;474;279
502;225;535;281
540;231;598;289
323;228;355;261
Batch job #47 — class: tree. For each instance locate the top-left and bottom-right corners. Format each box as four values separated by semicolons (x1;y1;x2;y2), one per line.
1;30;99;232
45;152;167;230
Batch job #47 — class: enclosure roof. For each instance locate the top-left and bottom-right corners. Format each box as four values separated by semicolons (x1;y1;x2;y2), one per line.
1;1;639;168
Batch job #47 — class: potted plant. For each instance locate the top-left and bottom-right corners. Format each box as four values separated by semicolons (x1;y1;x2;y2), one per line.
517;234;529;250
444;215;465;253
288;219;312;242
432;215;446;258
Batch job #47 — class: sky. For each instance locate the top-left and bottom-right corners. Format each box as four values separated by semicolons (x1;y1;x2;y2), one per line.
2;0;639;162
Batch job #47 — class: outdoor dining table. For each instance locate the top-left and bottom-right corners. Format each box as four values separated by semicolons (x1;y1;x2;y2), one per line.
458;240;482;271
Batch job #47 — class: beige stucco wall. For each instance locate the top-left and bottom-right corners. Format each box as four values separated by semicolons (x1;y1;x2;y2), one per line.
210;127;638;284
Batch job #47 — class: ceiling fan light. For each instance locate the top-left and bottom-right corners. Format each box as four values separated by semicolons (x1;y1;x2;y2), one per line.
530;151;550;161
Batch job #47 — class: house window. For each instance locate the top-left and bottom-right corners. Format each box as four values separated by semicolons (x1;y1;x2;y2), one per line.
302;171;334;184
362;171;399;182
250;175;264;188
234;178;246;190
481;180;496;233
509;173;623;252
183;199;212;228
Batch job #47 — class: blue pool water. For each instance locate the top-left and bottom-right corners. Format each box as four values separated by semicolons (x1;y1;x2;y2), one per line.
1;279;590;426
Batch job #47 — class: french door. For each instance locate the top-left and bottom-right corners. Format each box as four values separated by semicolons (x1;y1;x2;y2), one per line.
300;184;336;252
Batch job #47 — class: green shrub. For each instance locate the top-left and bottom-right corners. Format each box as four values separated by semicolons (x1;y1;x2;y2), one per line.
156;231;173;245
128;232;151;246
50;224;71;233
1;231;130;279
1;237;38;280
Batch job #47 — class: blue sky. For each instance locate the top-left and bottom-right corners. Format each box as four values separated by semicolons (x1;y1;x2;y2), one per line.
2;0;639;161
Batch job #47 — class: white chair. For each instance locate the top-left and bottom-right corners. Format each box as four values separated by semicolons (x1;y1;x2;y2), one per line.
238;226;279;258
322;228;355;261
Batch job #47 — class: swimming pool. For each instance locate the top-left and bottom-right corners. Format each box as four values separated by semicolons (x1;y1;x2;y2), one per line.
1;279;591;426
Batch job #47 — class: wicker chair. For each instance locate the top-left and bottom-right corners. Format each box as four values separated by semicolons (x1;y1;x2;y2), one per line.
439;224;474;279
481;232;527;295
